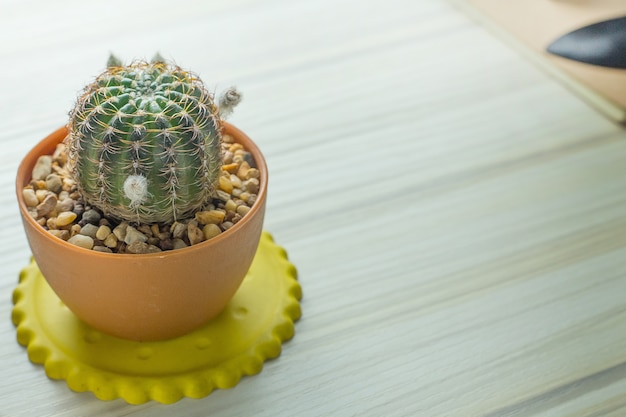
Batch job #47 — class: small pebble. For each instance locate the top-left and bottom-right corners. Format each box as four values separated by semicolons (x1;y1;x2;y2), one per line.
172;238;188;250
36;194;57;217
82;209;101;224
126;241;159;254
244;178;260;194
62;178;75;192
219;176;234;194
49;229;70;241
95;225;112;241
113;222;129;241
225;199;237;213
160;239;174;251
56;198;74;212
236;205;251;216
236;162;250;180
35;189;48;202
46;217;57;229
93;246;113;253
187;222;204;245
23;189;38;207
56;211;77;227
239;192;251;203
229;143;243;152
147;245;162;253
125;242;145;254
245;168;260;180
230;175;242;189
215;190;231;202
195;210;226;225
52;144;67;165
32;156;52;180
79;223;99;239
138;224;153;236
242;152;255;167
222;163;239;174
124;226;148;245
73;202;85;219
158;231;171;241
70;224;82;237
103;233;118;248
171;222;187;239
45;174;63;194
203;224;221;240
68;234;94;250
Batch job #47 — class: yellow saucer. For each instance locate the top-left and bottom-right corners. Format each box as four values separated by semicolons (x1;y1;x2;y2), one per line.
12;232;302;405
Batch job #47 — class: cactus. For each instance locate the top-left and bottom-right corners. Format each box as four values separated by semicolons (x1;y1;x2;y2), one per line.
66;55;240;224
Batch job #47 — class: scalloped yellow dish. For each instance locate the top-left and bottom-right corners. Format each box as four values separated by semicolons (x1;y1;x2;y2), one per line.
12;232;302;404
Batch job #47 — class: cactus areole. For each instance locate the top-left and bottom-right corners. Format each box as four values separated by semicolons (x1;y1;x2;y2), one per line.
66;58;231;224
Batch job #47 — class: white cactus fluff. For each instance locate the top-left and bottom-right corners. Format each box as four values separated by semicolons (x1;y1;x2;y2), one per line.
123;175;149;208
218;87;242;119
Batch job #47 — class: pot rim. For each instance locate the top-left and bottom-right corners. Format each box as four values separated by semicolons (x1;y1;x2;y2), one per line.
16;122;268;259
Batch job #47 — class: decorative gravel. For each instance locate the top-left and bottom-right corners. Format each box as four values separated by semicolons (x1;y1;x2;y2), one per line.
22;134;260;254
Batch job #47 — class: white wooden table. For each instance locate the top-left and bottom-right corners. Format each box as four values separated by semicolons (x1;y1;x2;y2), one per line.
2;1;626;416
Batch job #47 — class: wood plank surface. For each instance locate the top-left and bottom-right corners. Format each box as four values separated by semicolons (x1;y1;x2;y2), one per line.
1;0;625;416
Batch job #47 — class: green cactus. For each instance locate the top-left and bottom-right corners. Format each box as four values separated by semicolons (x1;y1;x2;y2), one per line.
66;55;240;224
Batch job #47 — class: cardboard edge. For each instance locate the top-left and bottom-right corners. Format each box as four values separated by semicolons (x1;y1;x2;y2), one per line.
448;0;626;124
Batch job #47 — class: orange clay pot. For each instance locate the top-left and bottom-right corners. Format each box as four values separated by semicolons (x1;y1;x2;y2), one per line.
16;123;267;341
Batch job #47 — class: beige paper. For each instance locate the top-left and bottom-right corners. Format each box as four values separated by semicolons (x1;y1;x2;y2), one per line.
454;0;626;122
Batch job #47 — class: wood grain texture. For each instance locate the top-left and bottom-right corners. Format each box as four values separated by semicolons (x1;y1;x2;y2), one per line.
1;0;625;416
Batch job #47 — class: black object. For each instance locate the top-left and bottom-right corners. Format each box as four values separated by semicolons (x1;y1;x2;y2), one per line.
547;16;626;69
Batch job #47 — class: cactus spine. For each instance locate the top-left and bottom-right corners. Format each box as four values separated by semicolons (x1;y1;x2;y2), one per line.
66;56;237;224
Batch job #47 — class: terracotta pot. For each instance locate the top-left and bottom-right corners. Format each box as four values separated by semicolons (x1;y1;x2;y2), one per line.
16;123;267;341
